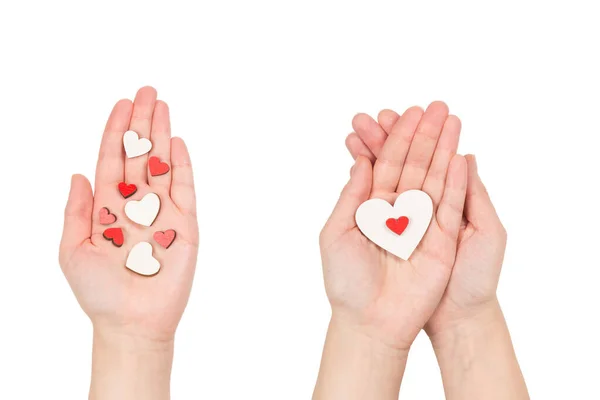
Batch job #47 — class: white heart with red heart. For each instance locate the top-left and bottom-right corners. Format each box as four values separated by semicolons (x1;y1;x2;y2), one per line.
355;190;433;260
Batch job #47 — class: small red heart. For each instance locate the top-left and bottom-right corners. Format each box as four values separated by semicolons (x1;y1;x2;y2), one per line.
154;229;176;249
99;207;117;225
386;216;409;236
149;156;170;177
103;227;124;247
118;182;137;198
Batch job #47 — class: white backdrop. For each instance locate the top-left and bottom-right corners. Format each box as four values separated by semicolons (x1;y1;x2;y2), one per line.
1;1;599;399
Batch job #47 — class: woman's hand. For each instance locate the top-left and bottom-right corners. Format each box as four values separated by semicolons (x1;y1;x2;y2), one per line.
346;108;529;399
346;108;505;340
321;102;466;350
59;87;199;399
315;102;466;400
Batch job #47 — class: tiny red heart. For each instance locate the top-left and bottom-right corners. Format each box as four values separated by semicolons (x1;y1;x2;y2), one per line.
99;207;117;225
149;156;170;177
386;216;409;236
118;182;137;198
103;227;124;247
154;229;176;249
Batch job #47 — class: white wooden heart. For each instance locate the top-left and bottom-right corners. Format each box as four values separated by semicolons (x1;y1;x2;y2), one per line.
123;130;152;158
125;193;160;227
126;242;161;276
355;190;433;260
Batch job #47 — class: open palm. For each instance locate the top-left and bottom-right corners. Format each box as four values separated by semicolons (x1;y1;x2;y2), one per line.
320;102;467;350
59;87;199;341
344;103;508;342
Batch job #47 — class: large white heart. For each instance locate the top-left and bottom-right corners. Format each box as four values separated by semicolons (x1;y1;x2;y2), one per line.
123;130;152;158
355;190;433;260
126;242;161;276
125;193;160;227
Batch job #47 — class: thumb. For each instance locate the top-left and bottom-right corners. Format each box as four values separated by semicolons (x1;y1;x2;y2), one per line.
321;156;372;245
59;174;93;268
464;155;503;231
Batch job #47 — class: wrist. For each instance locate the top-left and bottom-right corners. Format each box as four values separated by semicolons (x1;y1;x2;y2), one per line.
93;325;175;354
314;315;408;400
426;297;503;345
427;297;506;353
329;314;410;360
90;327;174;400
426;299;529;399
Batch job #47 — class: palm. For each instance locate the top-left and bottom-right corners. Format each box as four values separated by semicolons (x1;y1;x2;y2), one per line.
323;197;459;347
321;103;467;348
60;87;198;340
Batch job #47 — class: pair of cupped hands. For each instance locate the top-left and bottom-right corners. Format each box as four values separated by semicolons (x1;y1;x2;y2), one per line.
59;87;505;357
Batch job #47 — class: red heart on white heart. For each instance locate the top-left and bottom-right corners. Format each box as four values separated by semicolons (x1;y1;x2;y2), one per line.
355;190;433;260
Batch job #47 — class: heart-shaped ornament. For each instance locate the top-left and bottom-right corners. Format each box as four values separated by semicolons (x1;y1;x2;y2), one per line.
149;156;170;176
386;216;409;235
126;242;160;276
99;207;117;225
118;182;137;198
154;229;176;249
123;130;152;158
124;193;160;227
355;190;433;260
103;227;124;247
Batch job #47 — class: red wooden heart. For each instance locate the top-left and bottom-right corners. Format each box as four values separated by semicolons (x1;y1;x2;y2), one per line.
154;229;176;249
386;216;409;236
103;228;124;247
99;207;117;225
118;182;137;198
149;156;170;176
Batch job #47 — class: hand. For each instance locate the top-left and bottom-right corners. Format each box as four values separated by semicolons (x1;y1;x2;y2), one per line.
59;86;199;343
345;107;506;339
320;102;467;351
347;109;529;400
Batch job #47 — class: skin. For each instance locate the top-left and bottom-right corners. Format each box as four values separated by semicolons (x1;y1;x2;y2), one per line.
315;102;469;399
59;86;198;400
338;107;529;399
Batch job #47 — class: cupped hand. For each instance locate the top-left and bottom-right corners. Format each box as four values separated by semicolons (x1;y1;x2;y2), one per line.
345;107;506;341
59;87;199;342
321;102;467;350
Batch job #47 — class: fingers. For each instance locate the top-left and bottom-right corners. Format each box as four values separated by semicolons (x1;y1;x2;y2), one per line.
345;133;375;162
377;109;400;134
371;106;423;193
148;101;172;192
464;155;504;232
59;174;93;268
321;156;373;245
421;115;462;207
352;113;388;158
125;86;157;184
436;155;468;240
95;99;132;188
397;101;449;193
348;111;400;162
170;137;196;216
